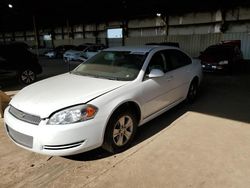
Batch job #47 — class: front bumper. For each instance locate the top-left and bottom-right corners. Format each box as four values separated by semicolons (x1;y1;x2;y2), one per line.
4;106;104;156
201;64;226;72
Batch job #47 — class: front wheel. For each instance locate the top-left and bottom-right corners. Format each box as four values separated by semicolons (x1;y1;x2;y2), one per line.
18;69;37;85
102;111;137;153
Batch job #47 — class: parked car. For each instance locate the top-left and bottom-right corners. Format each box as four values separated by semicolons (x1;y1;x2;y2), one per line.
29;45;53;56
0;43;42;85
2;42;30;49
63;43;106;62
4;45;202;156
199;40;243;73
44;45;76;58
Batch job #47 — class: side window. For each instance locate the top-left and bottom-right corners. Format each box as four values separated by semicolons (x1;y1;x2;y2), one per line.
97;46;104;51
146;52;166;74
87;46;98;52
234;46;241;55
85;47;91;52
164;50;192;70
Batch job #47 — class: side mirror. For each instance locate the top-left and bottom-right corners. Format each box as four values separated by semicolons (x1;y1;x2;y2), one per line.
148;69;164;78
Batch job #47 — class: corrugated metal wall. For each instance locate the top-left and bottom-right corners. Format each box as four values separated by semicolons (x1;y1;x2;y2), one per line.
222;33;250;59
51;32;250;59
124;36;165;46
166;34;222;57
54;38;96;46
124;33;250;59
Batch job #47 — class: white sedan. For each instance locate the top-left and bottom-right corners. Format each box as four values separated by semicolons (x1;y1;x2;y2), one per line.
4;46;202;156
63;44;105;62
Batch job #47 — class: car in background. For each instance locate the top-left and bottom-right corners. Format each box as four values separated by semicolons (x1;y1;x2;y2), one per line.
4;45;202;156
29;45;53;56
63;43;106;62
0;43;42;85
3;42;30;49
199;40;243;73
44;45;76;58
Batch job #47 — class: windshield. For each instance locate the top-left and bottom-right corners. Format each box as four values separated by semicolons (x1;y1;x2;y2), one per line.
72;51;146;81
204;46;233;57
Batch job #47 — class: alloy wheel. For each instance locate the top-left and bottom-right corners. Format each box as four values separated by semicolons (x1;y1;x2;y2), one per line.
21;70;35;84
188;82;197;101
113;115;134;146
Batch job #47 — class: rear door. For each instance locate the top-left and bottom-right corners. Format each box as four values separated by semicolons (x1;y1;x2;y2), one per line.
0;55;8;73
0;46;15;72
163;49;193;99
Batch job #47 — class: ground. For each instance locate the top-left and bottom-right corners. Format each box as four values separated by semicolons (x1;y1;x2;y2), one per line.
0;58;250;187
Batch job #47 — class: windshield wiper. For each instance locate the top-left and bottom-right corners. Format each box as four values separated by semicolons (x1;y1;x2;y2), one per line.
104;76;119;80
72;72;105;79
71;71;123;80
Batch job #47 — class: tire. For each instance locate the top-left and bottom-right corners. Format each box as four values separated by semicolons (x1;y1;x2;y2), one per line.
18;69;37;85
187;80;198;103
102;111;138;153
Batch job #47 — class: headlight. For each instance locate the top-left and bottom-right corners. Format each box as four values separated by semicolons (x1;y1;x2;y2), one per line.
47;104;98;125
218;60;228;65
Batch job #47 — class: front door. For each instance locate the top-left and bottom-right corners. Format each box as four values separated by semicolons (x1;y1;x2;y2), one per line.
141;51;176;119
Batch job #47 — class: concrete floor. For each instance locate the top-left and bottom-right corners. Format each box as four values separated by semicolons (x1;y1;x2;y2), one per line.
0;59;250;187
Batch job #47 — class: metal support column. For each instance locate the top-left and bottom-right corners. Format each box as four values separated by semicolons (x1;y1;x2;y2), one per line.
32;15;39;56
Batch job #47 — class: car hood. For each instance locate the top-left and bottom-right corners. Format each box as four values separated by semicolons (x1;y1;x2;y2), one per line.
10;73;128;118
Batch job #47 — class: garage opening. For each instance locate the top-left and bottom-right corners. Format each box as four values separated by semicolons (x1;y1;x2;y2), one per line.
107;28;123;47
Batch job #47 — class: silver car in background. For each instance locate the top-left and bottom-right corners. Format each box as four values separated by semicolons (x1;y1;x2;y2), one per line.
63;43;106;62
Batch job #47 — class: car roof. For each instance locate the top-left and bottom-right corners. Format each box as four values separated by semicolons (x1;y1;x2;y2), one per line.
79;43;104;46
206;44;236;50
104;45;178;53
145;42;180;48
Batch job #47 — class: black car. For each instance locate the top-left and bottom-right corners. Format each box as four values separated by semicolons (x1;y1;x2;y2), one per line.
0;43;42;85
199;41;243;73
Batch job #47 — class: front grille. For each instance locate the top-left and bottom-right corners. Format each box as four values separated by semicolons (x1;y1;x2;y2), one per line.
6;125;33;148
43;140;85;150
9;106;41;125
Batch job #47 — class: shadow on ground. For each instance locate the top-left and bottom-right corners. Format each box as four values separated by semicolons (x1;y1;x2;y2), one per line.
66;72;250;161
65;101;190;161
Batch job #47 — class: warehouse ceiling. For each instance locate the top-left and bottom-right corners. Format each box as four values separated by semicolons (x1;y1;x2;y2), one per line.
0;0;250;31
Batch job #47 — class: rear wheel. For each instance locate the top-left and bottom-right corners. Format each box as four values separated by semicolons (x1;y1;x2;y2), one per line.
187;80;198;103
102;111;137;153
18;69;36;85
